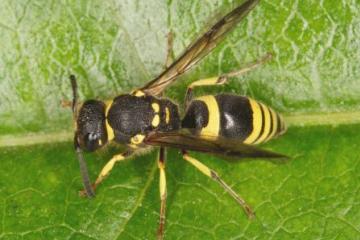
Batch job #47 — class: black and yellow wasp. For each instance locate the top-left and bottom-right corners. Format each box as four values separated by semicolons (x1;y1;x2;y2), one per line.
70;0;287;239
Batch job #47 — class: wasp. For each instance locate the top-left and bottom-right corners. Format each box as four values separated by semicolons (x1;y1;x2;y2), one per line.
70;0;288;239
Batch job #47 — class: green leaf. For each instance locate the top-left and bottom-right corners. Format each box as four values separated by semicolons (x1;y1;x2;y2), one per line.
1;126;359;239
0;0;359;239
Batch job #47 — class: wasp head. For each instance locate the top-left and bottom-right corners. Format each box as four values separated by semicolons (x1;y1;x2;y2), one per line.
76;100;108;152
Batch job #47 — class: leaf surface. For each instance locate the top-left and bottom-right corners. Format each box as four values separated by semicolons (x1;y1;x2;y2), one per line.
0;0;359;239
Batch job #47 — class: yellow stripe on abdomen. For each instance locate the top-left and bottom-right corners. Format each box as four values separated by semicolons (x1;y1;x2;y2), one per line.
265;108;278;141
105;100;115;141
253;103;272;144
243;98;263;144
196;95;220;137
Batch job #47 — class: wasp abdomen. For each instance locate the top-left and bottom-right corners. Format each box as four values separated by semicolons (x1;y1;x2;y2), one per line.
182;94;286;144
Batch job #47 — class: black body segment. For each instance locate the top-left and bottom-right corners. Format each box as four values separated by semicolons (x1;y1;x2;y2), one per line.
181;100;209;134
107;94;181;144
107;94;155;143
216;94;253;140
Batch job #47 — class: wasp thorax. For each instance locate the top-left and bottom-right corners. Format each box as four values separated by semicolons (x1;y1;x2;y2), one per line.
77;100;108;152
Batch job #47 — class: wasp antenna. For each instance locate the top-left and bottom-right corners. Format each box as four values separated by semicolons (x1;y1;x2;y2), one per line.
75;142;95;198
70;74;78;114
70;74;95;198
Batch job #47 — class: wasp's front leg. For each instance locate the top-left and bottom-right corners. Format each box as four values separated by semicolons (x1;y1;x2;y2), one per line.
79;151;132;197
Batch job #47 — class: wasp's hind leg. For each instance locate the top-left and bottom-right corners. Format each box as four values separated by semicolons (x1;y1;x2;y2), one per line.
184;53;273;108
79;151;132;197
182;150;255;219
157;147;167;240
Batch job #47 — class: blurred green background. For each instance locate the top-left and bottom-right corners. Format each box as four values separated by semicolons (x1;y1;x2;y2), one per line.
0;0;359;239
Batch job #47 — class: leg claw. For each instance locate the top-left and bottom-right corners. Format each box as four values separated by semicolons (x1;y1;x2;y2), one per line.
79;184;96;198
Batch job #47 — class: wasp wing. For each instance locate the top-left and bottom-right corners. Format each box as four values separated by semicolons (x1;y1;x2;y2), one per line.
144;130;289;160
139;0;260;96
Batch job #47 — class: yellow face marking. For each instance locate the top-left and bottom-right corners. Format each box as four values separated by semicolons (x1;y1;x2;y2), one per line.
243;98;262;144
152;114;160;127
105;100;115;141
151;102;160;113
130;134;145;145
254;103;271;144
265;108;278;141
165;107;170;124
196;95;220;137
132;90;145;97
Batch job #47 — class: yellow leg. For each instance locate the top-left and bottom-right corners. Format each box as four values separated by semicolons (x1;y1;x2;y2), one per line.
79;152;131;197
182;152;255;219
185;53;272;107
157;147;167;240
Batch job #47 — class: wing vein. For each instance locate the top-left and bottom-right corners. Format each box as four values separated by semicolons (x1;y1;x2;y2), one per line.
140;0;260;95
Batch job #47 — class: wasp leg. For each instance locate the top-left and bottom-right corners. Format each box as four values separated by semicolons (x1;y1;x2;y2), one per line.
79;151;132;197
157;147;167;240
164;32;174;69
184;53;273;108
182;151;255;219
